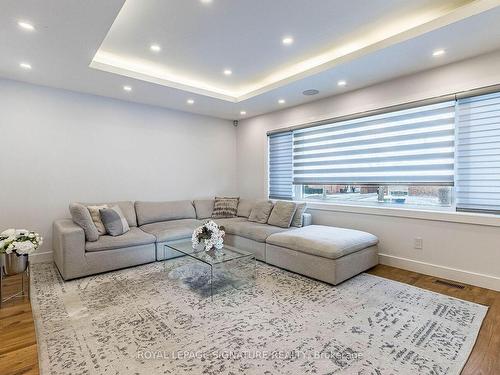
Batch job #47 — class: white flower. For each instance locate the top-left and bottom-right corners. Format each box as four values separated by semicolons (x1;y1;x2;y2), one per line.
13;241;34;254
1;229;16;237
0;229;41;255
191;221;225;251
5;235;16;243
5;243;14;254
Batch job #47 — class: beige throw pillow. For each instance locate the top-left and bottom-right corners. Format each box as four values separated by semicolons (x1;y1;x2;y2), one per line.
248;200;274;224
69;203;99;242
291;202;307;227
237;198;255;218
87;205;108;235
267;201;297;228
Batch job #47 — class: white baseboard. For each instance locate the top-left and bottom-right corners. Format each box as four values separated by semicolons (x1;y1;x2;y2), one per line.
379;253;500;292
29;251;53;264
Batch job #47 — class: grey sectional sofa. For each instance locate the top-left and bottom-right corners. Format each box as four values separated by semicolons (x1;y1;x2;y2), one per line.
53;199;378;284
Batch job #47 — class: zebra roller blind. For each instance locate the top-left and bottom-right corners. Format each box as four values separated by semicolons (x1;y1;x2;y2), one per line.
293;101;456;185
268;131;293;200
457;91;500;213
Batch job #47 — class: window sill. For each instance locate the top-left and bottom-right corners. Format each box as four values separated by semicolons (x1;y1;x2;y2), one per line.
305;201;500;227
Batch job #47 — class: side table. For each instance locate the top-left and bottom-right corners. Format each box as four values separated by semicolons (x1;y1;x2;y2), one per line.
0;257;30;308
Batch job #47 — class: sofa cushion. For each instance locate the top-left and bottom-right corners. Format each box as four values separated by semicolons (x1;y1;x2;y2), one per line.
69;203;99;242
224;221;287;243
237;199;255;218
212;217;248;227
267;201;297;228
193;199;214;219
212;197;239;218
248;200;274;224
80;201;137;227
85;228;155;252
100;205;130;236
266;225;378;260
291;202;307;228
140;219;200;242
135;201;196;226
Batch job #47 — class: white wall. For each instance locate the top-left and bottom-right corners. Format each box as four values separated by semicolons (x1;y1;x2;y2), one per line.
236;50;500;291
0;79;237;258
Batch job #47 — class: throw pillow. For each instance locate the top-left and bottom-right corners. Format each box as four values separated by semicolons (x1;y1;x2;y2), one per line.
193;199;215;219
69;203;99;242
237;198;255;218
267;201;297;228
100;205;130;236
87;205;108;235
248;200;274;224
212;197;239;218
291;202;307;227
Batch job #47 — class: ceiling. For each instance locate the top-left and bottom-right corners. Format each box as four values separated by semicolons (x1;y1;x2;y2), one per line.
1;0;500;120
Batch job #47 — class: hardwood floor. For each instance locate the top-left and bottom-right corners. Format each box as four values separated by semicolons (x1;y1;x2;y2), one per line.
0;264;498;374
0;273;38;375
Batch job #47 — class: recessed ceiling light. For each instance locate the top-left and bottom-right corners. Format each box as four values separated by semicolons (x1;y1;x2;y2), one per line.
337;80;347;87
123;85;132;92
200;0;213;3
19;62;32;70
18;21;35;31
223;69;232;76
187;99;195;104
278;99;286;104
282;37;294;45
150;44;161;52
303;89;319;96
432;49;445;57
240;111;246;115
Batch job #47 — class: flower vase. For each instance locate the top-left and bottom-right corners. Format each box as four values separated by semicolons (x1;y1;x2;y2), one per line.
1;253;29;276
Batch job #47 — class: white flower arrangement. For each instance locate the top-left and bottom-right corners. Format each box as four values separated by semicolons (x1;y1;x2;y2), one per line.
191;220;225;251
0;228;43;256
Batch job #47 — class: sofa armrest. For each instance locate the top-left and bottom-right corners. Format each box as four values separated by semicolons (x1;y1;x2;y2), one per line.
53;219;85;280
302;213;312;226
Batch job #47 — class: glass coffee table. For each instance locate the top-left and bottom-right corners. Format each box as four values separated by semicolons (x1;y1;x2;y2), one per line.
163;241;256;300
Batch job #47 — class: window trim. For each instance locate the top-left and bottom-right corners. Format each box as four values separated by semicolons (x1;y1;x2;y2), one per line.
304;200;500;227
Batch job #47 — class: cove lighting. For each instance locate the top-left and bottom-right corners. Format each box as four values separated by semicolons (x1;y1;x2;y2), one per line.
18;21;35;31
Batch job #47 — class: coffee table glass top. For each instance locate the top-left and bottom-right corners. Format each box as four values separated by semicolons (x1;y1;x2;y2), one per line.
164;241;254;265
164;241;256;300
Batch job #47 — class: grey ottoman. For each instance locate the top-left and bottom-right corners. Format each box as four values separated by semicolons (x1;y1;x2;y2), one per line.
265;225;379;285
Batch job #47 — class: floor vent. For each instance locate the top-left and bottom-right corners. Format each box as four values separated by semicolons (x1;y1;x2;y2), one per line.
434;279;466;289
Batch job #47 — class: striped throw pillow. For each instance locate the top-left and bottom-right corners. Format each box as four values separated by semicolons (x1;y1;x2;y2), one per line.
212;197;239;218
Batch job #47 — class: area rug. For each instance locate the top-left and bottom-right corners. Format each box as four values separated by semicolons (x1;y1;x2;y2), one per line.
30;260;487;375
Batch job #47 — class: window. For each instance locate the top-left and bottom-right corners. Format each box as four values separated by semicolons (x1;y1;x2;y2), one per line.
456;91;500;214
299;184;453;209
268;131;293;200
293;101;456;186
268;89;500;215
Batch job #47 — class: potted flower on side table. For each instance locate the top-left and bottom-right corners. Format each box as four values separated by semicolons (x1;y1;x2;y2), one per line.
0;229;43;307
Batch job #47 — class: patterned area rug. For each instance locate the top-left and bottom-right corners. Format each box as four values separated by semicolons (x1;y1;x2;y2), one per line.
30;261;487;375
